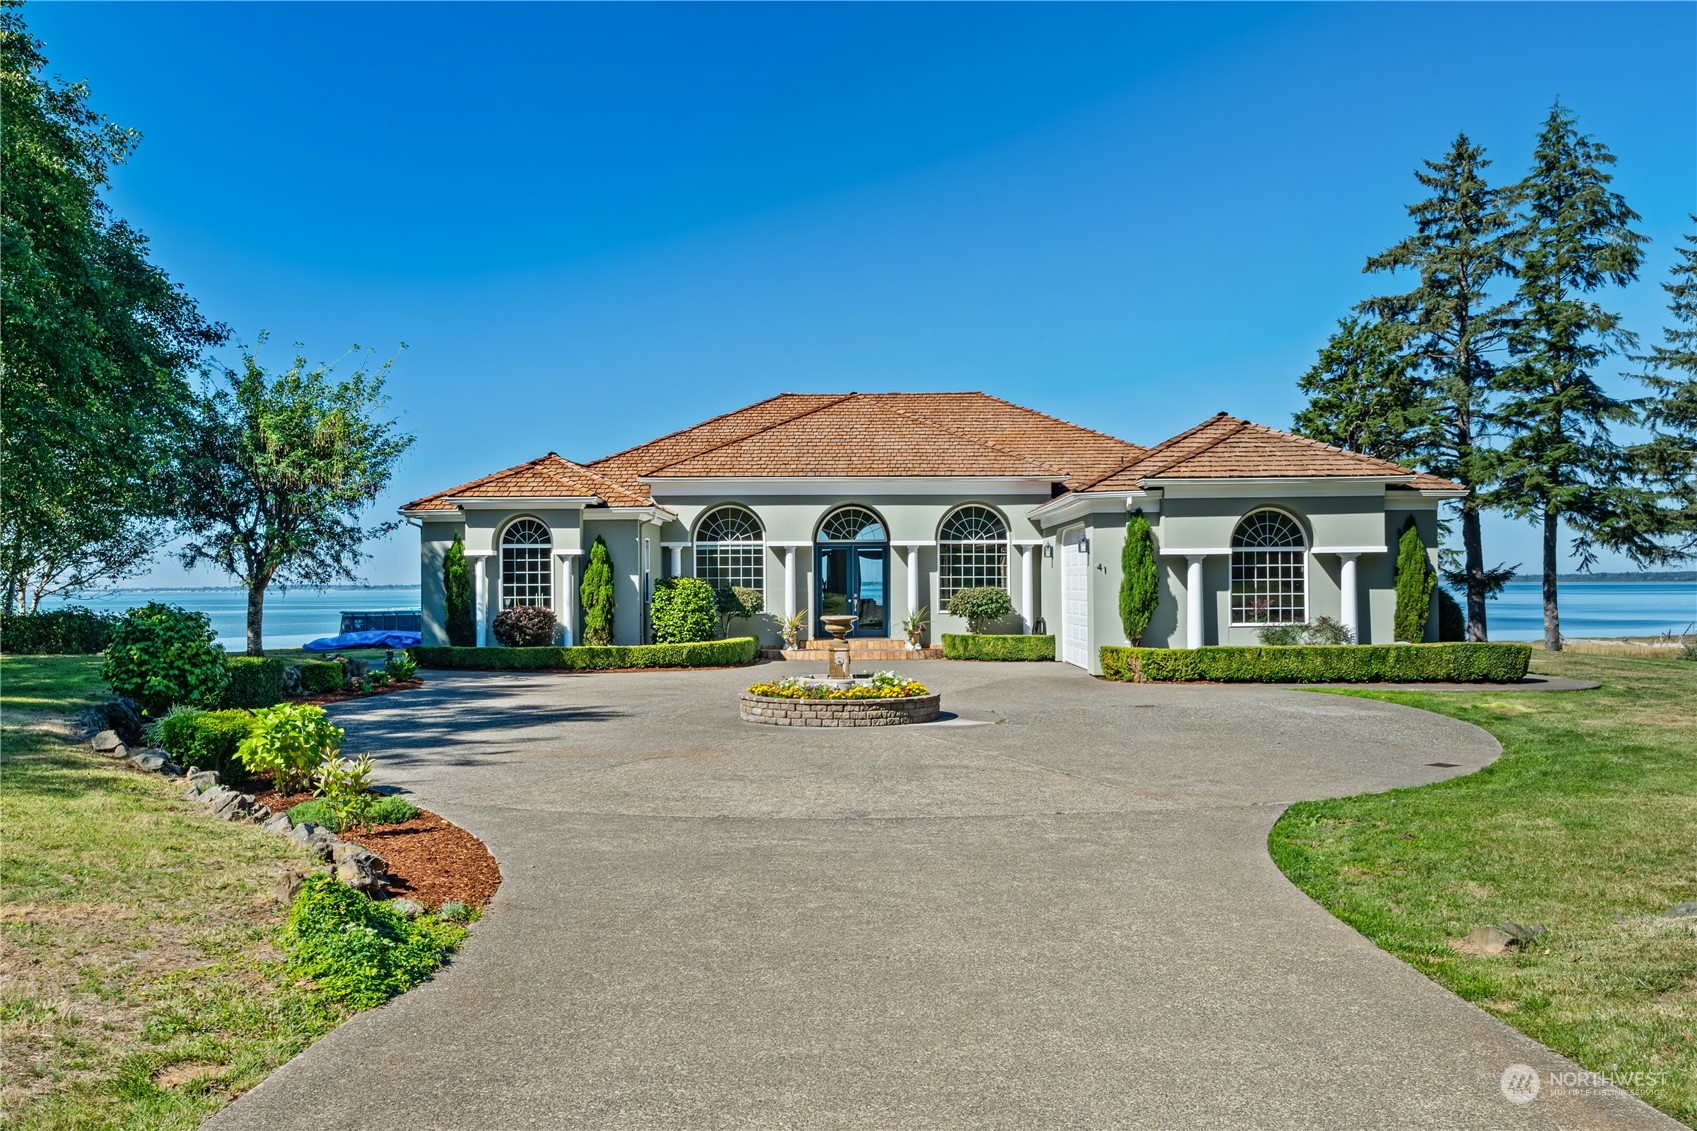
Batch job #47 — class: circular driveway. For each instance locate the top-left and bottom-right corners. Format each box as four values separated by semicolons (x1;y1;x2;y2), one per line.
210;661;1677;1130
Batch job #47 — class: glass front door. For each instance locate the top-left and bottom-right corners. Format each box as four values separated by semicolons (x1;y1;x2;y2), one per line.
816;545;888;637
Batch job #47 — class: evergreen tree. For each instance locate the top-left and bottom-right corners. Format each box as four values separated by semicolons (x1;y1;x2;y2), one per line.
1626;222;1697;558
1490;102;1651;651
443;532;475;647
1392;517;1437;643
580;535;616;646
1293;315;1432;463
1360;134;1520;641
1119;510;1159;645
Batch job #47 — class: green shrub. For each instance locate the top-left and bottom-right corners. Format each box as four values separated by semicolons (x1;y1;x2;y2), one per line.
289;793;418;831
946;586;1014;633
297;660;344;694
1393;517;1437;643
651;577;718;643
387;653;418;681
1099;642;1532;684
942;634;1055;661
413;636;760;671
492;604;556;647
238;703;344;793
153;707;256;776
102;602;229;715
443;531;476;648
1438;589;1466;642
312;750;376;832
282;874;466;1010
1120;510;1159;645
715;584;763;637
0;606;119;654
222;655;286;708
580;534;616;646
1257;617;1354;646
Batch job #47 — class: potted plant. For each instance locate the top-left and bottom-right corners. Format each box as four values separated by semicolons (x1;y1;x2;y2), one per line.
902;605;929;650
780;608;808;651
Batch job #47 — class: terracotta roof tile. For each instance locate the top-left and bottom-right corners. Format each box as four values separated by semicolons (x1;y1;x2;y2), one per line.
401;453;649;511
1082;413;1464;491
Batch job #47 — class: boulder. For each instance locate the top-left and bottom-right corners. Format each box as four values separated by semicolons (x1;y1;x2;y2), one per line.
331;841;387;874
186;770;220;791
81;699;144;746
341;658;369;690
207;790;253;821
91;730;125;754
198;785;231;805
248;803;272;823
262;813;294;835
183;784;206;801
387;898;425;920
1661;902;1697;919
1454;925;1516;957
274;867;313;906
129;749;179;775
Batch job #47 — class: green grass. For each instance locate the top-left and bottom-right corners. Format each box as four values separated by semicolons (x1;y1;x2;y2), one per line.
0;658;346;1127
1270;652;1696;1124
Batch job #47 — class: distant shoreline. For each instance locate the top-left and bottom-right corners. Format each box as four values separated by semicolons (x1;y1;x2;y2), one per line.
1510;572;1697;584
79;584;419;594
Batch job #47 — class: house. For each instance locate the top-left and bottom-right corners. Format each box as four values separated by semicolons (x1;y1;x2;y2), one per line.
400;393;1463;673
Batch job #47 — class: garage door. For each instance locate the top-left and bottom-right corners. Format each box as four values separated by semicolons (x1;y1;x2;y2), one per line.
1061;524;1089;668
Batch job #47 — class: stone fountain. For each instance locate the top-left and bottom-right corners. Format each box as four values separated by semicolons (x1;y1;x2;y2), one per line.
819;614;858;683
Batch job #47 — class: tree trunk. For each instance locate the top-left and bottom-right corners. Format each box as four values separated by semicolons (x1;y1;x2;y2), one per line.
1461;499;1489;642
246;579;269;657
1542;510;1561;651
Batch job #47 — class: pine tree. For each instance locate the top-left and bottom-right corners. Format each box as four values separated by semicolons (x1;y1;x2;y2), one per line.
1392;517;1436;643
1119;510;1159;645
1491;102;1650;651
1293;315;1432;463
443;531;475;647
1360;134;1520;641
580;535;616;646
1626;221;1697;558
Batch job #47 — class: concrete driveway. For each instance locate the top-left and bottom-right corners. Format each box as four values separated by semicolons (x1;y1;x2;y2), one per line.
210;661;1678;1130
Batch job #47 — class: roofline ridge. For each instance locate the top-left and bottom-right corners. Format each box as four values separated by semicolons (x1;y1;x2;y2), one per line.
635;392;858;475
586;393;823;471
965;391;1147;453
1075;413;1246;491
1242;419;1419;474
876;399;1067;477
406;452;563;507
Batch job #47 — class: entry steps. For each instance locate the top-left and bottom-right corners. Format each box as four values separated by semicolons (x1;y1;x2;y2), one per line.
761;640;943;662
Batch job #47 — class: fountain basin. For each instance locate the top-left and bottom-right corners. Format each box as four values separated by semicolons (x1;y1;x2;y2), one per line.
739;690;941;727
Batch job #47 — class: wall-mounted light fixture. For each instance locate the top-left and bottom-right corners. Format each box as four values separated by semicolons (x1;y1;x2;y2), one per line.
1078;537;1090;554
1042;542;1053;559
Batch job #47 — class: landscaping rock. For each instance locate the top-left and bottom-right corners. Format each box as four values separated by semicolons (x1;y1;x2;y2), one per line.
331;841;388;873
1661;902;1697;918
207;790;253;820
186;770;220;791
335;856;386;896
129;749;179;775
287;821;338;860
274;867;313;906
183;784;205;801
387;898;425;919
248;803;272;823
282;665;303;697
1454;925;1516;957
81;699;144;746
91;729;125;754
1496;921;1549;944
341;658;369;689
262;813;294;835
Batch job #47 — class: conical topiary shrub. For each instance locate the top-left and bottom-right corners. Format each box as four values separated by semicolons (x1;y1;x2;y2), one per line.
580;535;616;646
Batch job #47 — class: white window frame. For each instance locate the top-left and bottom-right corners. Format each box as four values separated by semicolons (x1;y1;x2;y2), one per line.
1229;507;1308;626
937;504;1009;603
693;505;766;598
500;517;553;610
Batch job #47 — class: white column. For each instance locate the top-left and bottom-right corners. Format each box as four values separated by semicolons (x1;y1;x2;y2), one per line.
1186;555;1206;650
782;547;795;622
472;556;489;648
906;546;920;617
1339;553;1360;644
1020;545;1034;633
669;545;682;579
559;553;578;646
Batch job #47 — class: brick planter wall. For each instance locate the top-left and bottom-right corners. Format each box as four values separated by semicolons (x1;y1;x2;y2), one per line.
739;692;942;727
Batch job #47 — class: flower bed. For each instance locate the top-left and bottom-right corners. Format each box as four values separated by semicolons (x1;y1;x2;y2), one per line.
747;672;930;699
740;672;940;726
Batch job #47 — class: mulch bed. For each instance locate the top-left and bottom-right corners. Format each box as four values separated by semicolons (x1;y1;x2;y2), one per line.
249;785;501;911
292;677;425;706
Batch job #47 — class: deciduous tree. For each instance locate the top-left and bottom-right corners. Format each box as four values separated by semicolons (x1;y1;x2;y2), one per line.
173;337;413;656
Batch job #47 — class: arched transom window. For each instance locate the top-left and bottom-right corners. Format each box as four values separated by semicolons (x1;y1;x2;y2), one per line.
694;505;764;594
1230;509;1306;625
817;506;886;542
500;518;552;610
939;505;1008;602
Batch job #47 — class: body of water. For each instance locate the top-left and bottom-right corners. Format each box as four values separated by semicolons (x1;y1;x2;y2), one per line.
1468;580;1696;641
45;587;422;650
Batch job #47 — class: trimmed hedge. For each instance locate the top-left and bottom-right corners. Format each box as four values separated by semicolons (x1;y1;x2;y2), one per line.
413;637;761;671
943;634;1055;661
1099;642;1532;684
223;656;287;708
155;708;257;775
298;660;344;695
0;606;118;654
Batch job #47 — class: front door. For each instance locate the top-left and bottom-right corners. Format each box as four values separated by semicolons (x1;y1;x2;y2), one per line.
816;545;888;638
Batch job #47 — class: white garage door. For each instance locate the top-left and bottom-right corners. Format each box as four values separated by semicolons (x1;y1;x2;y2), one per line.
1061;524;1089;669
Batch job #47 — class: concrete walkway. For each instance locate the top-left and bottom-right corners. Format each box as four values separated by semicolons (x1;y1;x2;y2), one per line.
210;661;1676;1130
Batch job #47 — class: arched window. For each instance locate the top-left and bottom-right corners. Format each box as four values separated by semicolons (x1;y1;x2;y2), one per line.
1230;509;1306;625
938;505;1008;602
500;518;552;609
818;506;886;542
694;505;764;594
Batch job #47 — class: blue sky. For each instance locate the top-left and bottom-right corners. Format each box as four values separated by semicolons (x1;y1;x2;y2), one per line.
30;1;1696;586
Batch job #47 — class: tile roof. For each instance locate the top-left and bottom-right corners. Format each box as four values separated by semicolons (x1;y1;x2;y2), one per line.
1080;413;1463;491
401;453;651;512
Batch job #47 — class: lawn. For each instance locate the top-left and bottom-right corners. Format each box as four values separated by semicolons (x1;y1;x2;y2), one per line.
0;655;343;1129
1270;652;1696;1124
